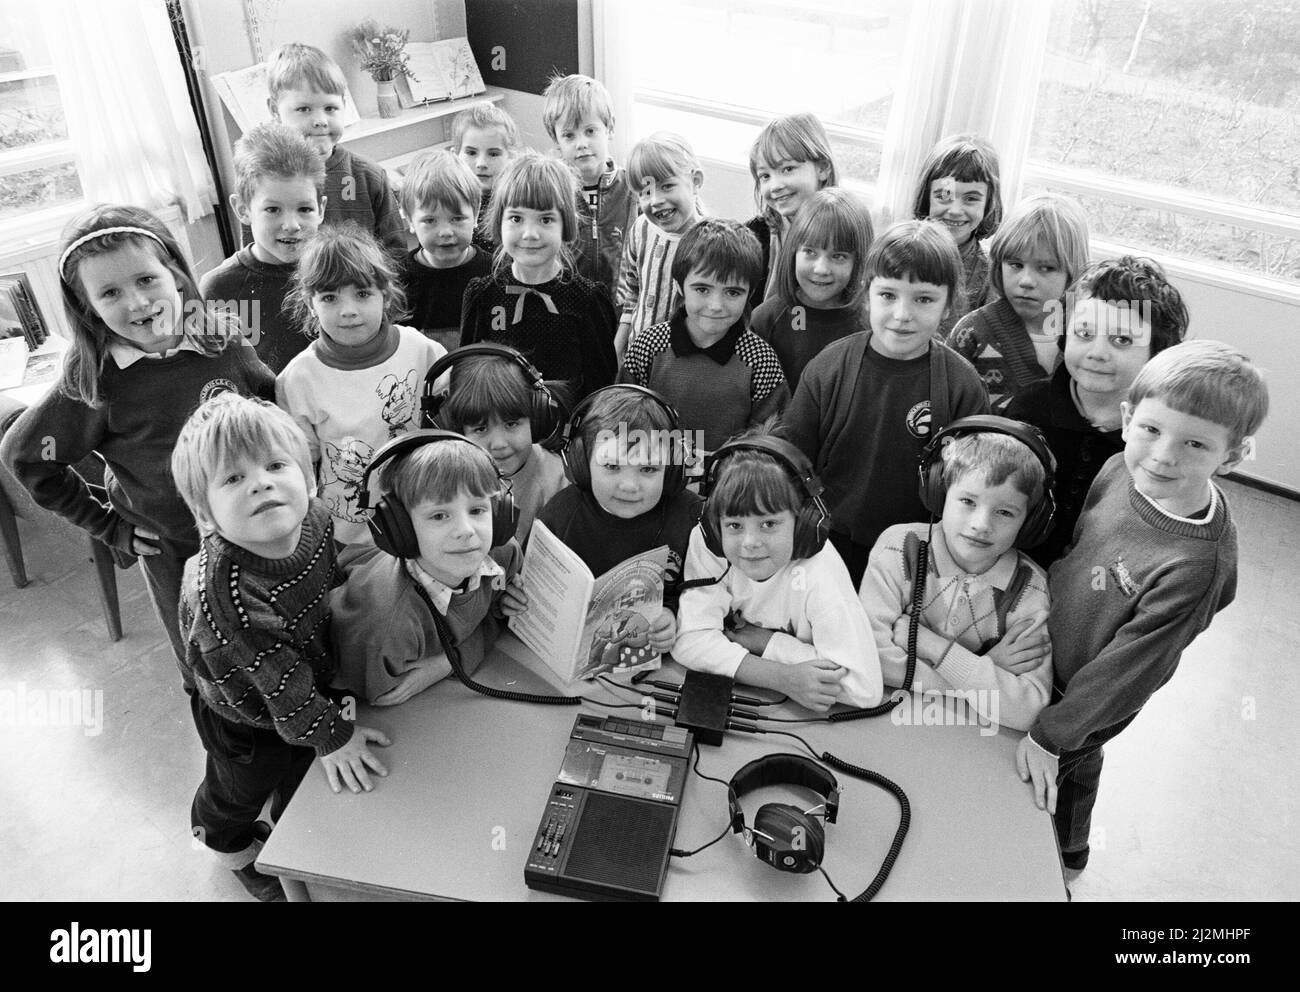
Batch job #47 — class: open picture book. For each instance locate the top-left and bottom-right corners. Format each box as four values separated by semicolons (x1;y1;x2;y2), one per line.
508;520;668;684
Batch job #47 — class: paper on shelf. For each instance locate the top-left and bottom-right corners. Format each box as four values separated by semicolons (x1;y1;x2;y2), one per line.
395;38;486;106
211;62;360;133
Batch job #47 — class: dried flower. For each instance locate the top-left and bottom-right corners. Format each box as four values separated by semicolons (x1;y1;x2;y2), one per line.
349;18;415;83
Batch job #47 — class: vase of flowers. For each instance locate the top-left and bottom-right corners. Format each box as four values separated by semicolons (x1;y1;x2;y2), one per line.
349;19;415;119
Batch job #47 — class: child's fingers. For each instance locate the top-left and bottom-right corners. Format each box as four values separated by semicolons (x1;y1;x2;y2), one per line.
362;750;388;778
347;760;373;793
360;727;392;747
1045;779;1058;816
322;762;343;794
1015;737;1030;781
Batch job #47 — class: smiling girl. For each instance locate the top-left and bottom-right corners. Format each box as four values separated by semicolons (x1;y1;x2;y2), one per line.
461;153;618;403
674;431;883;712
277;226;446;545
745;112;839;308
751;188;875;388
911;134;1004;338
947;193;1091;412
0;204;275;663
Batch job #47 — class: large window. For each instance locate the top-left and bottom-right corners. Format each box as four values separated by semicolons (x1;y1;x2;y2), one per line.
1026;0;1300;286
0;7;83;226
616;0;910;189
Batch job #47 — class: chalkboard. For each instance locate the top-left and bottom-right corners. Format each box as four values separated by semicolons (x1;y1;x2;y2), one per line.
465;0;580;96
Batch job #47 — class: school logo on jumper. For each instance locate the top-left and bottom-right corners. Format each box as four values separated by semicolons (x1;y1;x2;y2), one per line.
905;401;931;439
1109;556;1138;597
199;378;239;404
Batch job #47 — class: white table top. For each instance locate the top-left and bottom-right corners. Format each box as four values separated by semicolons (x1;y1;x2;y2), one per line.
258;636;1068;902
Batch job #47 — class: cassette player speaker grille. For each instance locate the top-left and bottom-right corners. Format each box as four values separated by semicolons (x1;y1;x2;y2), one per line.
565;793;673;895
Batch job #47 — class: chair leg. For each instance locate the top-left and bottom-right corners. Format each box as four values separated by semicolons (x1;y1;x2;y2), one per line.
89;537;123;642
0;485;28;588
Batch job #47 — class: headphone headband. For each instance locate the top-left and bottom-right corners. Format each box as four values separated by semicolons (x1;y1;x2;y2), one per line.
358;429;517;556
560;384;683;450
559;384;688;500
701;436;831;560
356;429;500;512
917;415;1058;549
421;343;567;445
703;435;825;505
728;752;840;824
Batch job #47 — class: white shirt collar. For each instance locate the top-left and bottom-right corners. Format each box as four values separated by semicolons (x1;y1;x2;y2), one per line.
108;335;206;369
925;524;1019;591
403;554;504;614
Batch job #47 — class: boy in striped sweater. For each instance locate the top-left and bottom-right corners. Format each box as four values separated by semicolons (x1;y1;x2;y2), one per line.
172;393;390;901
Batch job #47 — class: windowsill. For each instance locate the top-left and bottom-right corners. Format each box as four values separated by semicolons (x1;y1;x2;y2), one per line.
0;201;88;251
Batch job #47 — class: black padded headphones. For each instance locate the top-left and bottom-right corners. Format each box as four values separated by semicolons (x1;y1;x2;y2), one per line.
558;384;688;500
700;435;830;560
728;753;840;874
356;430;518;559
421;343;567;446
917;415;1058;549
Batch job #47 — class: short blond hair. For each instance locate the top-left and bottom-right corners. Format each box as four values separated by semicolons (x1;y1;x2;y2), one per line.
400;149;481;222
171;392;313;527
1128;339;1269;449
542;73;615;140
266;42;347;101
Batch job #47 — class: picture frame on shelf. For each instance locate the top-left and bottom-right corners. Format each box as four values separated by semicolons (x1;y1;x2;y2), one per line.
0;271;50;350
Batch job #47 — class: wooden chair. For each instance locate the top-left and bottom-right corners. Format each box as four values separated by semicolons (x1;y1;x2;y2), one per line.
0;394;124;641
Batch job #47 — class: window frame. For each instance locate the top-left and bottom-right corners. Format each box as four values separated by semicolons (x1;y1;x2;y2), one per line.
0;62;87;242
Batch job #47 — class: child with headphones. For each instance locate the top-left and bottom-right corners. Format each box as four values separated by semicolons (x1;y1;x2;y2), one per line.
674;425;884;712
427;344;570;544
533;385;704;656
331;431;525;706
858;421;1054;731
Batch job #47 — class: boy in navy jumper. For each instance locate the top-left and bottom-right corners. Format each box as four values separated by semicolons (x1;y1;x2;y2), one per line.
397;149;492;351
258;43;406;255
202;122;325;373
620;218;789;456
1018;340;1269;871
172;393;389;901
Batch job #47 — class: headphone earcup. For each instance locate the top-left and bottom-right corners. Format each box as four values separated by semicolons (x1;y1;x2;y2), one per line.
368;494;419;560
1015;489;1056;549
701;514;724;558
753;804;825;873
792;503;828;560
562;432;589;491
531;391;562;447
918;455;946;517
492;489;519;548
